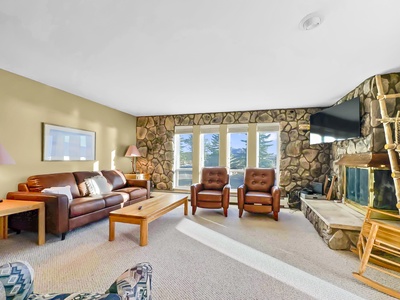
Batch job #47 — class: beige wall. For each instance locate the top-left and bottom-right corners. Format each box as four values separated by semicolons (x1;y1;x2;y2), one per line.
0;69;136;198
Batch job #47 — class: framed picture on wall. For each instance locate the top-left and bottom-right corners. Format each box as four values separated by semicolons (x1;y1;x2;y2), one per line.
42;123;96;161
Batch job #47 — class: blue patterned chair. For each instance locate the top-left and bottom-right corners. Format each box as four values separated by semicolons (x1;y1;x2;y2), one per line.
0;261;152;300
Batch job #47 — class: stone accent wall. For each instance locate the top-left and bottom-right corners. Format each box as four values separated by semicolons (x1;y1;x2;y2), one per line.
331;73;400;199
136;109;331;195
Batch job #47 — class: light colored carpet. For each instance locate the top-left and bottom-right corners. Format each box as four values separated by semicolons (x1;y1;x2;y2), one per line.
0;206;397;300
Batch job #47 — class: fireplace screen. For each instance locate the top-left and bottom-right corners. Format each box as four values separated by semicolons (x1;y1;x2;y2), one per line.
345;167;397;211
346;167;369;206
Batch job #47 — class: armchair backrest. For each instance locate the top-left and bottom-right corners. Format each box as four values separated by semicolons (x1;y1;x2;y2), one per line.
201;167;229;190
245;168;275;192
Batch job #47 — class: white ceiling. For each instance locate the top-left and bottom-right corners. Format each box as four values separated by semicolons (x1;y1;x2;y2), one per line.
1;1;400;117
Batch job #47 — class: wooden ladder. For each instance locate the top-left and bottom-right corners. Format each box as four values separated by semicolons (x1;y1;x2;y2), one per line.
353;74;400;298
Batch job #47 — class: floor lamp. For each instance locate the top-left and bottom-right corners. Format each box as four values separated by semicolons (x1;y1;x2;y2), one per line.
125;145;141;174
0;143;15;203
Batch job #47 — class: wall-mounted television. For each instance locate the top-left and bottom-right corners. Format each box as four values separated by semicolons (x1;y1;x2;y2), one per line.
310;97;361;145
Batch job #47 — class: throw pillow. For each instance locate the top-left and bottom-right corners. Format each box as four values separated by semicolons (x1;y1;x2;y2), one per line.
0;261;34;300
85;175;112;196
41;185;73;201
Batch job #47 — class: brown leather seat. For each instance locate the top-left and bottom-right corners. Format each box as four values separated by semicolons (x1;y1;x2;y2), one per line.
238;168;281;221
191;167;230;217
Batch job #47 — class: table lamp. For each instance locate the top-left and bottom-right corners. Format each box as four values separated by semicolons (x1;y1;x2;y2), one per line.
0;143;15;203
125;145;141;174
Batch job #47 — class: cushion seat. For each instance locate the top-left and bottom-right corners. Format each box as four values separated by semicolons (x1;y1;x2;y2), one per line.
102;193;125;207
245;191;272;205
70;196;105;217
115;187;147;200
198;190;223;202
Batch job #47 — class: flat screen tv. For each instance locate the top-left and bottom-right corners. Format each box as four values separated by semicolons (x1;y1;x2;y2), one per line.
310;97;361;145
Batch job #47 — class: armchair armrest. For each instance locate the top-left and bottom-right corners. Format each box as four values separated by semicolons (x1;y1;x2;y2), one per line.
190;183;204;206
6;192;69;235
237;184;247;208
222;184;231;207
271;185;281;212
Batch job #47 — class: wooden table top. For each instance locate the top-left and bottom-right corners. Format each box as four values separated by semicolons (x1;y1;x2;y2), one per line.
0;199;44;217
110;193;188;219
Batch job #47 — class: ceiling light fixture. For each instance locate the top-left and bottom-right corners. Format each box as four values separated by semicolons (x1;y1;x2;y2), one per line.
299;14;322;31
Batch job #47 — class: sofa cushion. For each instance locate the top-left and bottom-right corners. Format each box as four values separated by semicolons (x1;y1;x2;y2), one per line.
102;193;125;207
73;171;102;196
0;261;34;300
85;175;112;195
27;173;80;198
69;196;105;217
101;170;127;190
114;187;147;200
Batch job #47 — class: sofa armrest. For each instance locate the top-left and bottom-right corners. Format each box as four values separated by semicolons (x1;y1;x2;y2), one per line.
6;192;70;235
126;179;151;199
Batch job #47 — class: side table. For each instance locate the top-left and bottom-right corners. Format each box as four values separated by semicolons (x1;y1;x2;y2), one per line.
0;200;45;245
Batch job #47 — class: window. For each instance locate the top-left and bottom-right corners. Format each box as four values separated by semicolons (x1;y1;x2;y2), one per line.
228;125;248;190
201;125;220;167
174;127;193;189
257;124;279;169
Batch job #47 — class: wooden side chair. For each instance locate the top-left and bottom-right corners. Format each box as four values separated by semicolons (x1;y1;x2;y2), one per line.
353;207;400;298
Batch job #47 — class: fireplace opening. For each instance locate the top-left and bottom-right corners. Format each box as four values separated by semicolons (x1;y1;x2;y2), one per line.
345;167;397;211
337;153;399;217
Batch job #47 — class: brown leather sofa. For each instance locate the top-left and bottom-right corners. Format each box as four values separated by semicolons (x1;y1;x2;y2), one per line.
6;170;150;240
238;168;281;221
191;167;230;217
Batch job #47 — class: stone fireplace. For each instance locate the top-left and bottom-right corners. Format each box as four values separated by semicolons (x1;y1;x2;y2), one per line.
337;153;397;217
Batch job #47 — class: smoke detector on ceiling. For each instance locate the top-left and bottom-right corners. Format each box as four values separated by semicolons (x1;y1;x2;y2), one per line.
299;14;322;30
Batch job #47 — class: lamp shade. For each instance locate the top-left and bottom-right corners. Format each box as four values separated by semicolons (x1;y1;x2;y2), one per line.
0;143;15;165
125;145;141;157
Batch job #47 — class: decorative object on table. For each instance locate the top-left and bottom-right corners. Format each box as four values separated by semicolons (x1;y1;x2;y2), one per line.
0;143;15;203
125;145;141;173
0;261;152;300
42;123;95;161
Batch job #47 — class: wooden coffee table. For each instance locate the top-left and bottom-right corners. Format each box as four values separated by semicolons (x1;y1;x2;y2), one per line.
109;193;188;246
0;199;45;245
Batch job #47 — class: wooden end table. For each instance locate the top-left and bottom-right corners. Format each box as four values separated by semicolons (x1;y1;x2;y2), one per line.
109;193;188;246
0;200;45;245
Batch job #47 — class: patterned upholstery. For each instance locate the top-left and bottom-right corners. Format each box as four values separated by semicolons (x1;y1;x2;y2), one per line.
0;261;152;300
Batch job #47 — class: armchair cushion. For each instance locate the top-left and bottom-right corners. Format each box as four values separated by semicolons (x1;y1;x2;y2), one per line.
201;167;229;190
198;190;223;202
244;191;272;205
244;168;275;192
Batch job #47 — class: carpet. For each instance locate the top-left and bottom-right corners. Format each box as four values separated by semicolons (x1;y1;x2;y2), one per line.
0;206;397;299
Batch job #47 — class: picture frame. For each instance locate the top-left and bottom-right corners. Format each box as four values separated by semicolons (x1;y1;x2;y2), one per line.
42;123;96;161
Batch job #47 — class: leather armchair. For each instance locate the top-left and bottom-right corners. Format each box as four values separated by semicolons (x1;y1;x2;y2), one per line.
238;168;281;221
190;167;230;217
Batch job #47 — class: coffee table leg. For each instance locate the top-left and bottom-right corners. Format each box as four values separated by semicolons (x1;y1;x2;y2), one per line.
37;206;45;245
140;219;148;246
109;218;115;241
184;198;188;215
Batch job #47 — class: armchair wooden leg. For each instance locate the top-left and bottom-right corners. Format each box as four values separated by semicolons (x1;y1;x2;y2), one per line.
192;206;197;215
223;208;228;217
239;208;243;218
273;212;278;221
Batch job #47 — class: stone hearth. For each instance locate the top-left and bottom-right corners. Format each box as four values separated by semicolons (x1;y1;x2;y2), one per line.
301;198;364;250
